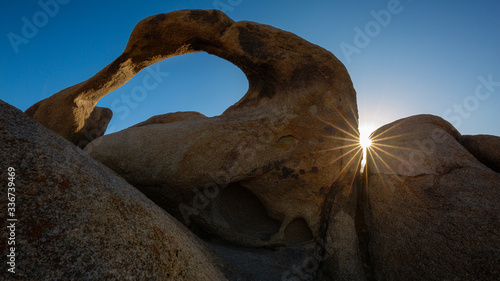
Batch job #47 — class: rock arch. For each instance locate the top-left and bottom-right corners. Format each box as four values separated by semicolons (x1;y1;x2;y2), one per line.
25;9;357;147
26;9;362;267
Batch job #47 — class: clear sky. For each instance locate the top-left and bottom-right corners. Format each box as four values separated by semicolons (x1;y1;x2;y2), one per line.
1;0;499;138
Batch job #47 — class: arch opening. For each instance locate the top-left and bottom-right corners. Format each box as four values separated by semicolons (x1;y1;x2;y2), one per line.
96;52;249;134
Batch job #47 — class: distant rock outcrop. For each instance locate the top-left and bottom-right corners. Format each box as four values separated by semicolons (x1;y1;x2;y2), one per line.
459;134;500;173
0;100;225;280
132;111;207;128
365;115;500;281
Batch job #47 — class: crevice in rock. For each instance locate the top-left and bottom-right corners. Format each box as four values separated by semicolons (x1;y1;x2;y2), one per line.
316;182;341;279
355;163;375;280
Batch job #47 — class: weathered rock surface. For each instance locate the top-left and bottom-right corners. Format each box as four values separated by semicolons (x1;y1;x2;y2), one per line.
459;134;500;173
0;100;225;280
73;9;362;272
364;114;500;281
25;9;358;147
132;111;207;128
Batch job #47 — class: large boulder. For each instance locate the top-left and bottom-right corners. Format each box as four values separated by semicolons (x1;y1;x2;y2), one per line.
0;100;225;280
364;114;500;280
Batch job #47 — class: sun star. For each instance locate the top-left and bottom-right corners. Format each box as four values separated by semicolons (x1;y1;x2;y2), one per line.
359;133;372;150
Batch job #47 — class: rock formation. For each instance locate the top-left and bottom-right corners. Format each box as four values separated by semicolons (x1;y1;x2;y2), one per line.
132;111;207;128
12;9;500;281
364;115;500;280
0;100;225;280
24;9;358;148
22;8;361;279
76;9;362;279
459;134;500;173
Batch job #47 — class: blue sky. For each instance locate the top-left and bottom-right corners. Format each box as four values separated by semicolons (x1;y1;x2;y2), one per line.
1;0;499;138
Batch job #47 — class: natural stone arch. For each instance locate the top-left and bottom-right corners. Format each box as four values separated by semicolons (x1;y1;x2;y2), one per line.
25;9;357;147
24;9;365;278
25;7;363;262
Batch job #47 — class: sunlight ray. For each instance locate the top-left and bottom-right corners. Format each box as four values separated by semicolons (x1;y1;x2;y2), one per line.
330;148;363;183
367;148;388;184
333;106;360;137
370;132;415;143
328;146;362;166
367;147;391;191
371;143;418;152
323;136;360;143
369;148;405;183
317;116;359;140
349;151;363;187
369;122;405;140
315;143;361;154
371;145;413;166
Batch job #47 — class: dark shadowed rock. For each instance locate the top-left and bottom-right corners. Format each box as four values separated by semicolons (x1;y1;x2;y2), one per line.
0;100;225;280
364;114;500;281
460;134;500;173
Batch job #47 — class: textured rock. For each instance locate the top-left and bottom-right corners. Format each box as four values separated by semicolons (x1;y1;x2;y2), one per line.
132;111;207;128
459;134;500;173
0;100;225;280
364;114;500;280
25;9;358;147
79;8;361;258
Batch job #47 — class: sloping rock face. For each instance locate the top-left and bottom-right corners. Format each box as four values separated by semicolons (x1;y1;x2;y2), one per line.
0;100;225;280
364;114;500;281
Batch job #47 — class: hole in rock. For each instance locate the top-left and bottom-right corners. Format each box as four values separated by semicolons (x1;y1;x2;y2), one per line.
214;182;281;241
96;52;249;134
283;218;313;243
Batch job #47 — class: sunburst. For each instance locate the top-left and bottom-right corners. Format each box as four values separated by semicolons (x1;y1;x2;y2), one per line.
311;103;414;194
